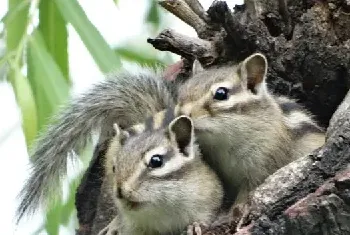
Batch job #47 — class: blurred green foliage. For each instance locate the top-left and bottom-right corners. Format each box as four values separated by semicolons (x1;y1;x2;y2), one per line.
0;0;171;234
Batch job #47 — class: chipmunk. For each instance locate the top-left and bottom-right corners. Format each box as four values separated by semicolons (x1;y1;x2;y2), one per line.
16;68;177;221
176;53;325;203
17;53;325;222
99;115;223;235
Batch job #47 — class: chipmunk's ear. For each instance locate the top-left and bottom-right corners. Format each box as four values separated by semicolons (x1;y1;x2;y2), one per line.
168;116;194;157
192;59;204;75
238;53;268;94
113;123;129;144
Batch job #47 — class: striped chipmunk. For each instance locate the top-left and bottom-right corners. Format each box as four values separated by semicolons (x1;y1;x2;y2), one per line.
176;53;325;204
16;52;325;223
99;114;224;235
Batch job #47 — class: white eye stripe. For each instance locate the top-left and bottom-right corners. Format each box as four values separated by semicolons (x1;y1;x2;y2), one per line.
211;93;254;110
149;155;190;177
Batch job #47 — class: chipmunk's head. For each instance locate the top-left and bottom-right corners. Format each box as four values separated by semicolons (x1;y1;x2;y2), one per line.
106;116;200;215
177;53;269;119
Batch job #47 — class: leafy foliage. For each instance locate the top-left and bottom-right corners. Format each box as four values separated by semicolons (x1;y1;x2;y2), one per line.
1;0;169;233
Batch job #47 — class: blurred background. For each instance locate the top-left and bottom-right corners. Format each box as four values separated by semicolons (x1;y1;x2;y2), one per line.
0;0;240;234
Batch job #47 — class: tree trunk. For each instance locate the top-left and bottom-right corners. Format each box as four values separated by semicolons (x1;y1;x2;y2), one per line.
75;0;350;234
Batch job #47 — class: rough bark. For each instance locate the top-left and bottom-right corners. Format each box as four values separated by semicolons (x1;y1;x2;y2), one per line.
75;0;350;234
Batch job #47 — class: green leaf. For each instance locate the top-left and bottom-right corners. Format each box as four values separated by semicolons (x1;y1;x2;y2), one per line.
1;0;30;25
146;0;160;27
11;67;38;147
55;0;120;73
27;30;69;131
38;0;69;81
5;0;33;146
5;0;29;55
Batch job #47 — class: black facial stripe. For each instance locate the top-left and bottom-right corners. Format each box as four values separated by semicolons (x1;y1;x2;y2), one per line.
203;101;215;116
229;85;242;94
279;102;304;115
293;122;324;137
145;116;154;132
162;108;175;129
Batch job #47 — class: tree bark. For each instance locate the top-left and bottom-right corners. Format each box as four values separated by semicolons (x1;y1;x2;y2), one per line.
75;0;350;234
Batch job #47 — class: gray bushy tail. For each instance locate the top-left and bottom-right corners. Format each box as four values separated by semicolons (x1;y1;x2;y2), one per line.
16;69;176;222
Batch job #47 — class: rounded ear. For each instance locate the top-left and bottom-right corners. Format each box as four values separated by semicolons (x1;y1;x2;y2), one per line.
239;53;268;94
113;123;129;144
168;115;194;156
192;59;204;75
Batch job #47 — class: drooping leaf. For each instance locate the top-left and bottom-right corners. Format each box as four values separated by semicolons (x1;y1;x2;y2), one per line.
5;0;32;146
55;0;120;73
38;0;69;81
5;0;29;57
27;30;69;132
1;0;30;25
11;66;38;147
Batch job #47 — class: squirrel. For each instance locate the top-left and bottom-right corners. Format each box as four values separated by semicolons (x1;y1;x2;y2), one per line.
16;53;325;221
99;115;223;235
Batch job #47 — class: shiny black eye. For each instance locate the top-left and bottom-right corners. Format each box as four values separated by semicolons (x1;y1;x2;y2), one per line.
213;87;229;100
112;166;116;173
148;155;163;168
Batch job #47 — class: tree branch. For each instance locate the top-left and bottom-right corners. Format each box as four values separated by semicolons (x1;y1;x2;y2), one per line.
147;29;218;66
158;0;210;38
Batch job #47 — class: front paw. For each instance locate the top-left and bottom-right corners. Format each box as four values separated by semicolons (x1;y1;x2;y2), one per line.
185;222;208;235
97;217;119;235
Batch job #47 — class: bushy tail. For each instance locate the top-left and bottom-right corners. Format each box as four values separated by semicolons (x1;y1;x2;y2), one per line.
16;69;176;221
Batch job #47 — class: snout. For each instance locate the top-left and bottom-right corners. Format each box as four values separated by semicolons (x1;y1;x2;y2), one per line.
115;184;143;210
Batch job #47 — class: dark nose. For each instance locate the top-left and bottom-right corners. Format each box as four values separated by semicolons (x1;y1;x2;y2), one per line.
116;186;123;199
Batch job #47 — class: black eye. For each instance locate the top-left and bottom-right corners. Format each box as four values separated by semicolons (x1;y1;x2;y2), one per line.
213;87;229;100
112;166;116;173
148;155;163;168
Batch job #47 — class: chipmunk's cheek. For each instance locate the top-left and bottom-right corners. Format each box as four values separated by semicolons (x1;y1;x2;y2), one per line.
179;103;212;119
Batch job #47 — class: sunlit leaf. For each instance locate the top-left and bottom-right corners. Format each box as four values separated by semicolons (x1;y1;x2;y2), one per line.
55;0;120;73
5;0;29;56
5;0;32;146
27;30;69;131
38;0;69;81
11;67;38;147
1;0;30;25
